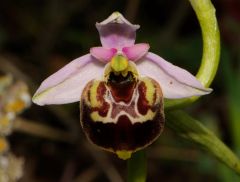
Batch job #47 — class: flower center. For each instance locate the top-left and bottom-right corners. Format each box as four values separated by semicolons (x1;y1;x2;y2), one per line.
104;61;139;83
103;61;139;103
107;71;136;103
110;55;128;73
108;71;134;85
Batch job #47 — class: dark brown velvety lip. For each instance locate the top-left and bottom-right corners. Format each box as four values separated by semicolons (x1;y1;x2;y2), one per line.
81;102;164;152
80;77;165;153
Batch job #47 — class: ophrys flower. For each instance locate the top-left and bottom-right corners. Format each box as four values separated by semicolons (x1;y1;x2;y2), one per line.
32;12;211;160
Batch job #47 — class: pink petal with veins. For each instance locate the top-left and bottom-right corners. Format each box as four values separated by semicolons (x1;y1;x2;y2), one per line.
137;52;212;99
32;54;104;105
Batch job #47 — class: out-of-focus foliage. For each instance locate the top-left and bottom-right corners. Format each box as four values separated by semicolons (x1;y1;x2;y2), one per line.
0;74;31;182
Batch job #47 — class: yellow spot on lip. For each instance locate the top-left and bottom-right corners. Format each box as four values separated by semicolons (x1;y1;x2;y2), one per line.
89;80;102;108
141;78;155;105
116;150;132;160
111;55;128;72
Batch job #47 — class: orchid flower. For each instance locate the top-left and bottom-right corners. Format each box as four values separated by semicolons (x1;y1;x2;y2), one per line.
32;12;212;160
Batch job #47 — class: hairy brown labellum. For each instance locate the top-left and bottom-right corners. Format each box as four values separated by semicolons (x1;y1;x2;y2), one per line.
80;67;164;159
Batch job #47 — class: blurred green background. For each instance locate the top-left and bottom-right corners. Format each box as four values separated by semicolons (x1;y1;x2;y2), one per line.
0;0;240;181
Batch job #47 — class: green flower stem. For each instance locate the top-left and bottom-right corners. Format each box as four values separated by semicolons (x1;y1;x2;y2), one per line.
127;150;147;182
128;0;220;181
165;0;220;110
166;110;240;174
164;0;240;175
